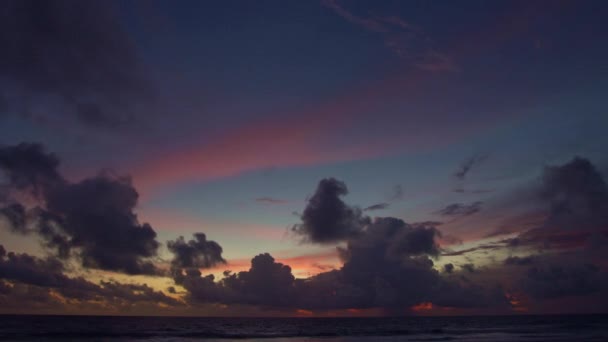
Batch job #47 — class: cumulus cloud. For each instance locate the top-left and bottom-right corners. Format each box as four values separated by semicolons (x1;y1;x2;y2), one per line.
511;157;608;250
0;143;64;197
0;143;161;275
176;197;506;312
292;178;370;244
0;0;150;127
540;157;608;231
168;233;226;282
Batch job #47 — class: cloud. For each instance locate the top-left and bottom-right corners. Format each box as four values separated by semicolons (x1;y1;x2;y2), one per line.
255;197;288;205
523;263;603;299
176;212;505;312
454;154;488;180
502;253;608;300
504;256;536;266
363;202;389;211
0;245;179;308
441;242;505;257
0;203;26;231
507;157;608;250
44;175;160;274
0;143;64;197
0;0;150;127
292;178;370;244
321;0;455;71
390;184;404;201
0;143;162;275
168;233;226;281
436;201;483;217
540;157;608;232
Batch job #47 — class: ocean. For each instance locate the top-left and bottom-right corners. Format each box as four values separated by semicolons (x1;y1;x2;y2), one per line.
0;314;607;341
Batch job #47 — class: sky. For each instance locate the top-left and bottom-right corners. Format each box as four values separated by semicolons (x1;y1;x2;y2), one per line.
0;0;608;316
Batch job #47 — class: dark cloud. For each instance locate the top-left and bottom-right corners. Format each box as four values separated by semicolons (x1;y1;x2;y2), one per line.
0;143;161;275
436;201;483;217
462;264;476;273
0;248;65;288
363;202;390;211
0;203;26;231
0;245;178;307
0;0;150;127
292;178;370;244
504;256;536;266
176;216;506;311
454;154;488;180
0;143;64;197
540;157;608;232
44;175;160;274
522;261;605;300
441;242;505;257
168;233;226;275
178;253;296;307
453;187;494;194
525;265;602;300
341;217;442;260
255;197;288;204
509;157;608;250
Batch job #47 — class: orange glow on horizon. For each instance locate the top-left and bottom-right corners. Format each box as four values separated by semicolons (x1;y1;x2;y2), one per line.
411;302;433;312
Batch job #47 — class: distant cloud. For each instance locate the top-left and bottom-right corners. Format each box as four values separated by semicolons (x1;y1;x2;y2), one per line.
454;154;489;180
255;197;289;205
364;202;390;211
322;0;456;72
436;201;483;217
441;242;504;257
390;184;404;201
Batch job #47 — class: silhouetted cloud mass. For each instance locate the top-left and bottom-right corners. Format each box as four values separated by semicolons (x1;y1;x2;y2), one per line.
4;145;608;313
0;245;179;308
292;178;370;244
0;143;64;197
168;233;226;269
0;143;161;275
513;157;608;250
175;182;507;312
0;0;149;127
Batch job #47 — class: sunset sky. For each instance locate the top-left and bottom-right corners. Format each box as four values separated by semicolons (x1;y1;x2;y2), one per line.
1;0;608;316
